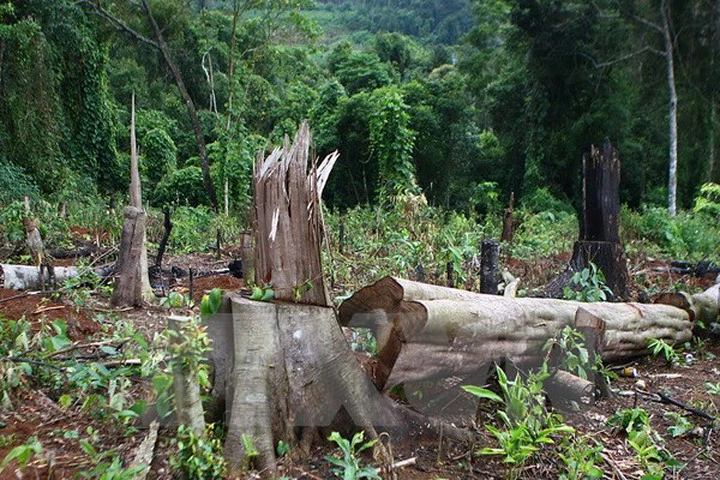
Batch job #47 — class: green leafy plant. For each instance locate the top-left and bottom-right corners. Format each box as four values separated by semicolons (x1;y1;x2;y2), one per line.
563;263;613;302
249;284;275;302
664;412;692;438
647;338;680;366
608;408;676;478
160;291;194;309
200;288;223;319
626;427;675;480
169;424;227;480
608;408;651;434
325;431;381;480
0;436;42;473
463;366;574;478
705;382;720;396
558;435;604;480
78;440;147;479
544;326;588;379
241;433;259;465
276;440;290;457
166;317;212;389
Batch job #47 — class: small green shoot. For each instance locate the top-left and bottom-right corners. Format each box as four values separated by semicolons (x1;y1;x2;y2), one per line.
325;431;381;480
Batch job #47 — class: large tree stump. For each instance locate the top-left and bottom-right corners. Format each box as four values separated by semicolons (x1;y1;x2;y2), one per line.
574;139;629;299
216;123;401;476
544;139;630;299
220;296;397;473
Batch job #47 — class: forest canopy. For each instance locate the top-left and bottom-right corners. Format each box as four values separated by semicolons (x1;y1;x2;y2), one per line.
1;0;719;214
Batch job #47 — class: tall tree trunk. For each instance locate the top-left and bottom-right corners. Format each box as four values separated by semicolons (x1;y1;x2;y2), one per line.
661;0;679;216
140;0;219;213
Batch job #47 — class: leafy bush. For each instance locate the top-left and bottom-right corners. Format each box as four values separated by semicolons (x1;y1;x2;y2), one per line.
170;424;227;480
155;167;208;207
693;182;720;219
0;159;39;204
563;263;613;302
521;187;574;214
511;210;577;261
621;206;720;262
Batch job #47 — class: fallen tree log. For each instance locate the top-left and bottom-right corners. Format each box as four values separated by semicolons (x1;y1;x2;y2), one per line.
1;264;112;290
339;277;716;389
545;370;595;405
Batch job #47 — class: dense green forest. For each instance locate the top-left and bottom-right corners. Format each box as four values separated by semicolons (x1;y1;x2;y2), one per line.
1;0;719;215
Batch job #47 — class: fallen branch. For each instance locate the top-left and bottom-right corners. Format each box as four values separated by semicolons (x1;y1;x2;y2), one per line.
0;356;63;370
0;290;59;304
653;392;717;422
48;339;125;358
32;305;65;315
388;457;417;470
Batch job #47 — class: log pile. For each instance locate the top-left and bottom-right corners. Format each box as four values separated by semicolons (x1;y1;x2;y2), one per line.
339;277;718;389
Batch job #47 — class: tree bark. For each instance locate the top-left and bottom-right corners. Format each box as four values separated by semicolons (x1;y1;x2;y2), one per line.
480;240;500;294
217;296;398;475
546;139;630;299
660;0;679;216
155;208;172;268
501;192;514;243
339;277;711;390
111;206;154;306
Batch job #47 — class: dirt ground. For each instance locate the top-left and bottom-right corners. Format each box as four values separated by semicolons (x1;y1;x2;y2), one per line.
0;251;718;479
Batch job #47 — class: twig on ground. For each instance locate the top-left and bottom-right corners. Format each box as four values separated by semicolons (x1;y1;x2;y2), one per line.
0;290;60;304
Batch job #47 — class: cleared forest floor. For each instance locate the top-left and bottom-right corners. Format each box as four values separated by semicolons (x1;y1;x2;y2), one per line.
1;248;718;479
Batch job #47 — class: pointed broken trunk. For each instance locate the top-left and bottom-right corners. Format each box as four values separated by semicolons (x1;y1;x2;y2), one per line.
111;93;153;307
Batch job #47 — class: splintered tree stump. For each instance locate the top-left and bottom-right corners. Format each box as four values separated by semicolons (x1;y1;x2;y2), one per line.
216;124;403;476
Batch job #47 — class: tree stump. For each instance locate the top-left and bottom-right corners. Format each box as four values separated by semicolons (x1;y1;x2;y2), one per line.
501;192;515;243
480;239;500;294
253;123;338;305
544;139;630;299
111;93;153;307
216;123;401;476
